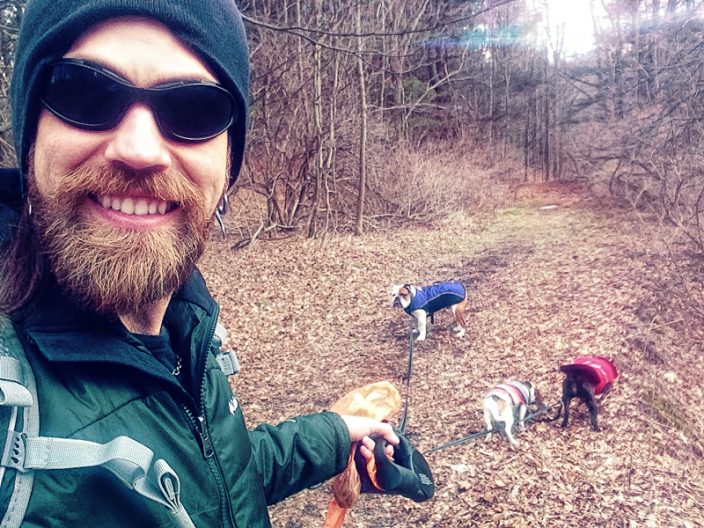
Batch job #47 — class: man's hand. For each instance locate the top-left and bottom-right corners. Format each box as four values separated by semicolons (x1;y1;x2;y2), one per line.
338;414;398;461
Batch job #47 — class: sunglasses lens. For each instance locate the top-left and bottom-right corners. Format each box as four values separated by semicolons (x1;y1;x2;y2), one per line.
42;61;236;141
155;84;235;141
42;63;127;129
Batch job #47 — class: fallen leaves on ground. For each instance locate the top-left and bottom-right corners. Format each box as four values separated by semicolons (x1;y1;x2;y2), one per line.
200;190;704;528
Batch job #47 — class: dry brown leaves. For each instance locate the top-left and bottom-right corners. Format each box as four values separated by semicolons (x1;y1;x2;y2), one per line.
199;190;704;528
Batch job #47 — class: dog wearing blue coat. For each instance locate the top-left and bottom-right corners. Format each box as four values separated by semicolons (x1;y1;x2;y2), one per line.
391;281;468;341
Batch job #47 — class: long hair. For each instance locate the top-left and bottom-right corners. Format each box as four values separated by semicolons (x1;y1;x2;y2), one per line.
0;204;45;315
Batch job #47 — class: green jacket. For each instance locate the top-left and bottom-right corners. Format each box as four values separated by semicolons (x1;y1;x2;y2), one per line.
10;270;351;527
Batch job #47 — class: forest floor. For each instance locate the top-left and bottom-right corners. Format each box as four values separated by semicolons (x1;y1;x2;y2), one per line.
200;182;704;528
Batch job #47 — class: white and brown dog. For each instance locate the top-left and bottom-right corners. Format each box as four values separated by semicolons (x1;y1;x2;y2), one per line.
482;380;541;447
391;281;467;342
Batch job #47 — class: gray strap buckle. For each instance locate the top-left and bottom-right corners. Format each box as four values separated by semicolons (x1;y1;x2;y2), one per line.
213;323;240;376
215;350;240;376
1;431;27;472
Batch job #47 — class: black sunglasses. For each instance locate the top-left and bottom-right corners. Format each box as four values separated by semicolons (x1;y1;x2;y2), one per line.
41;59;237;142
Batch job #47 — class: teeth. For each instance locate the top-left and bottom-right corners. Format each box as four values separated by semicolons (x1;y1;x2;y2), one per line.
97;195;172;216
133;199;149;216
121;197;134;214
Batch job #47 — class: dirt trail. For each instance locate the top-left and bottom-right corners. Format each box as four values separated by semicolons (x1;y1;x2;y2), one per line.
201;191;704;528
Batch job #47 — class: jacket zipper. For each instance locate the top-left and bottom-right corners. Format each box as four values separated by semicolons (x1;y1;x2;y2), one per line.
182;306;238;528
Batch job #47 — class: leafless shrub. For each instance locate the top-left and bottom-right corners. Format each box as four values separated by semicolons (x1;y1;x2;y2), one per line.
369;140;519;225
0;1;23;167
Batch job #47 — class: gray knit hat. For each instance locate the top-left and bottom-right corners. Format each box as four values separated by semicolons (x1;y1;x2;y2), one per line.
10;0;249;193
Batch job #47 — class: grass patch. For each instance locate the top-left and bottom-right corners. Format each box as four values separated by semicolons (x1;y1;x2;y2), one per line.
644;391;704;457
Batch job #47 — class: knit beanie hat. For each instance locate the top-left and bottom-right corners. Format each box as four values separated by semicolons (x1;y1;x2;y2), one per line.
10;0;249;194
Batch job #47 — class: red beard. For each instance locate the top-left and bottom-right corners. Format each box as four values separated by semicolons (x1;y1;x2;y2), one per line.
27;163;212;316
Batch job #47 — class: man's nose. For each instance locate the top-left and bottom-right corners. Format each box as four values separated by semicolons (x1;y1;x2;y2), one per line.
103;104;172;171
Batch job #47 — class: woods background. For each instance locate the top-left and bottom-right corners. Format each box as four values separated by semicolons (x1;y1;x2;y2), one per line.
241;0;704;245
1;0;703;247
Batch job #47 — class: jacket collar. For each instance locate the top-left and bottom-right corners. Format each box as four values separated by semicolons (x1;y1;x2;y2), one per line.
18;269;217;374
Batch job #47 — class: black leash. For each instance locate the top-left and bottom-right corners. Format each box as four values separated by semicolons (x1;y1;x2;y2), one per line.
427;400;563;454
398;320;415;434
525;401;563;424
427;428;492;453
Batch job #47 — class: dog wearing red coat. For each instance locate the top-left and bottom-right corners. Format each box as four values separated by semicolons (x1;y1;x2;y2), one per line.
559;356;618;432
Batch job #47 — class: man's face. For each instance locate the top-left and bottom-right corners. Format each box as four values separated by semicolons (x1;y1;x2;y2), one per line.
29;17;230;315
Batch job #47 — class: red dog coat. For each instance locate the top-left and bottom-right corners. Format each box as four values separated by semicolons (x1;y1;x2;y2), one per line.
561;356;618;395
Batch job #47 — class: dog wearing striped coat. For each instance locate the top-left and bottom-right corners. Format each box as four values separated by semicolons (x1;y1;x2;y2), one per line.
482;380;539;447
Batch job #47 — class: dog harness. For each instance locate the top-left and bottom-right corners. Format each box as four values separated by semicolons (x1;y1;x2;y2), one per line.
404;282;466;316
563;356;618;395
486;381;532;406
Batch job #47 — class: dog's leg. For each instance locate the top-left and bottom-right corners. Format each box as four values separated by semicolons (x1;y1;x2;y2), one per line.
483;405;493;443
503;411;518;447
451;299;467;338
518;404;528;431
451;304;461;331
560;400;571;428
598;382;613;403
560;380;572;429
586;393;601;432
414;310;427;341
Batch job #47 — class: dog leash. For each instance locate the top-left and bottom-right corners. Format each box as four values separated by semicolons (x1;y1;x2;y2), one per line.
524;401;563;424
397;319;415;434
427;428;492;454
427;400;563;454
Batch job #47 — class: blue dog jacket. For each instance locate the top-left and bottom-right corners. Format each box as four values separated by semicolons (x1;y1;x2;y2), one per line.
405;282;466;316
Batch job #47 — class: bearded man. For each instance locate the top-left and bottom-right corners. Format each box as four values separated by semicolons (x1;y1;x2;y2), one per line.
0;1;403;526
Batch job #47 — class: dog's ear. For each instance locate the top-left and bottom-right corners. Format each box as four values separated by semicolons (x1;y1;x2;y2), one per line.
524;381;536;402
391;285;404;298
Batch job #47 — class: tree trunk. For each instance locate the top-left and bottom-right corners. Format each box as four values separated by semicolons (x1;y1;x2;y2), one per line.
354;0;368;236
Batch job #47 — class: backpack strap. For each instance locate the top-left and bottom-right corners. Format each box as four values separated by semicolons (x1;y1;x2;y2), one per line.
3;434;195;528
0;316;196;528
0;316;39;528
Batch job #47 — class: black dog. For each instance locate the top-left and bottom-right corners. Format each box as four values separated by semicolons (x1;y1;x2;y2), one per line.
559;356;617;432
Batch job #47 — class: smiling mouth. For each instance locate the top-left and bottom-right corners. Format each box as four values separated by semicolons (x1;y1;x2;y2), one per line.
95;194;178;216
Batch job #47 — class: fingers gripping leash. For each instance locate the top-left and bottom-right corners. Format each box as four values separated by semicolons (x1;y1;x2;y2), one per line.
323;381;435;528
354;430;435;503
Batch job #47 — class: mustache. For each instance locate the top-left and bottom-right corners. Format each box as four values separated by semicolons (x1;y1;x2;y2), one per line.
48;164;204;210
